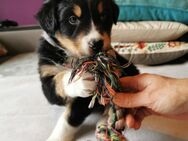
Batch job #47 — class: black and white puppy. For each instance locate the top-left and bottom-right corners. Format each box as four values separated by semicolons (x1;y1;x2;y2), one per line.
37;0;139;140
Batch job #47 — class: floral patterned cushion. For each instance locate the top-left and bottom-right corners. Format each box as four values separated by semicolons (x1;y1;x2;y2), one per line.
112;42;188;65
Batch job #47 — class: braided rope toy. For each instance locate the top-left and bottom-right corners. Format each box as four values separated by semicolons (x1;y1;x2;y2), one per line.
69;51;127;141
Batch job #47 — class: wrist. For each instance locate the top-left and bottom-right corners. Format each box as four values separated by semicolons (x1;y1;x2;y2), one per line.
175;78;188;114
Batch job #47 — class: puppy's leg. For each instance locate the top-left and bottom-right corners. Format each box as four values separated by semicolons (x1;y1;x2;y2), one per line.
39;64;96;105
47;109;78;141
47;97;93;141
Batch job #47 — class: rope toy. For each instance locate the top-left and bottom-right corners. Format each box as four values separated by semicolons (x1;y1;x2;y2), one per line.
69;51;127;141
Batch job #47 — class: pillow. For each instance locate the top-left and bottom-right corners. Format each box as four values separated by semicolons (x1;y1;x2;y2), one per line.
0;42;7;56
112;42;188;65
115;0;188;24
112;21;188;42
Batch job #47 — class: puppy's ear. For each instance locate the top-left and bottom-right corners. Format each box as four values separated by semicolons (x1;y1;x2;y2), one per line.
36;2;58;35
112;1;119;24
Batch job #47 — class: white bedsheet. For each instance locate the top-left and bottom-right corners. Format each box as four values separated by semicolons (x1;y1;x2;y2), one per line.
0;53;187;141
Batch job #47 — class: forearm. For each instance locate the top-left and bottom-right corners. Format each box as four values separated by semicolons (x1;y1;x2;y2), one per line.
176;78;188;115
177;78;188;94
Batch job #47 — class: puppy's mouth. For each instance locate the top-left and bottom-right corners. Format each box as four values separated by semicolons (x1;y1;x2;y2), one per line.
55;32;111;57
87;35;111;56
88;39;104;55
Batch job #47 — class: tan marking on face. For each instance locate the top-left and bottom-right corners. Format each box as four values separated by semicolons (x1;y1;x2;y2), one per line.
53;71;66;98
40;65;63;77
56;32;80;56
98;1;103;14
56;32;87;57
102;32;111;51
73;5;82;17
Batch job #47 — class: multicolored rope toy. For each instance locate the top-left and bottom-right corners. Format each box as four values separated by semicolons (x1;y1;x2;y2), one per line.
69;51;127;141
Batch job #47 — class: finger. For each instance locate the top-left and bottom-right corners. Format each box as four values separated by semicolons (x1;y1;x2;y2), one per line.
115;118;125;130
119;76;139;89
133;121;141;130
113;93;146;108
133;108;152;129
119;75;145;91
125;114;141;130
125;114;135;128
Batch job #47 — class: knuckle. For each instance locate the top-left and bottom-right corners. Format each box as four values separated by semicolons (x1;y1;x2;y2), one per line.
140;73;150;78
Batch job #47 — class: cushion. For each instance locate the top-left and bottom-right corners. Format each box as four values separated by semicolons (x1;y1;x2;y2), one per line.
115;0;188;24
112;42;188;65
0;42;7;56
112;21;188;42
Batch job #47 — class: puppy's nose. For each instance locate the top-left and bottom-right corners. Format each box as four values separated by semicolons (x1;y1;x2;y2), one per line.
89;39;103;52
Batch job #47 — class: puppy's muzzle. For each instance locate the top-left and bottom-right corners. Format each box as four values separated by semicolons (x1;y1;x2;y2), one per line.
89;39;104;53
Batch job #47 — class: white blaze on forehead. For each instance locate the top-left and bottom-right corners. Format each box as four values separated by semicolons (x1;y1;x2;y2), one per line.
81;22;102;55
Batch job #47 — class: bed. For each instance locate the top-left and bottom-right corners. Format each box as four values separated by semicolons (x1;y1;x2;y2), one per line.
0;52;188;141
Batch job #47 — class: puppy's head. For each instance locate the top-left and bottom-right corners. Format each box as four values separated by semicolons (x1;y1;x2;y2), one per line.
37;0;119;57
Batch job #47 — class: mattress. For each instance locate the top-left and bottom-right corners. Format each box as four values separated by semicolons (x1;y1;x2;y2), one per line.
0;52;188;141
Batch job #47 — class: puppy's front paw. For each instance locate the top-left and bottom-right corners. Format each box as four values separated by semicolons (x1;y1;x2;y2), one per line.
63;70;96;98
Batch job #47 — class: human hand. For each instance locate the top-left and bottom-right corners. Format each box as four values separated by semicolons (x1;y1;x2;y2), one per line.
113;74;188;129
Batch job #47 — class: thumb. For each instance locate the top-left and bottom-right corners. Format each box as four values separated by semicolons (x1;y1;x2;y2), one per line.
113;92;145;108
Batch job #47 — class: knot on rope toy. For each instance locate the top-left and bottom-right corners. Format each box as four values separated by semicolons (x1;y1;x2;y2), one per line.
69;51;128;141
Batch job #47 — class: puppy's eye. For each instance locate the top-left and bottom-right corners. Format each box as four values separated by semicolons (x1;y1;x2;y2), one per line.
69;16;79;25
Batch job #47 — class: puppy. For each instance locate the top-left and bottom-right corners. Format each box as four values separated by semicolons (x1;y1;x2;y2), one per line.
36;0;139;140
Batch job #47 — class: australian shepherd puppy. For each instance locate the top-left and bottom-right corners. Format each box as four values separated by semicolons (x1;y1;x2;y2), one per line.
36;0;139;140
